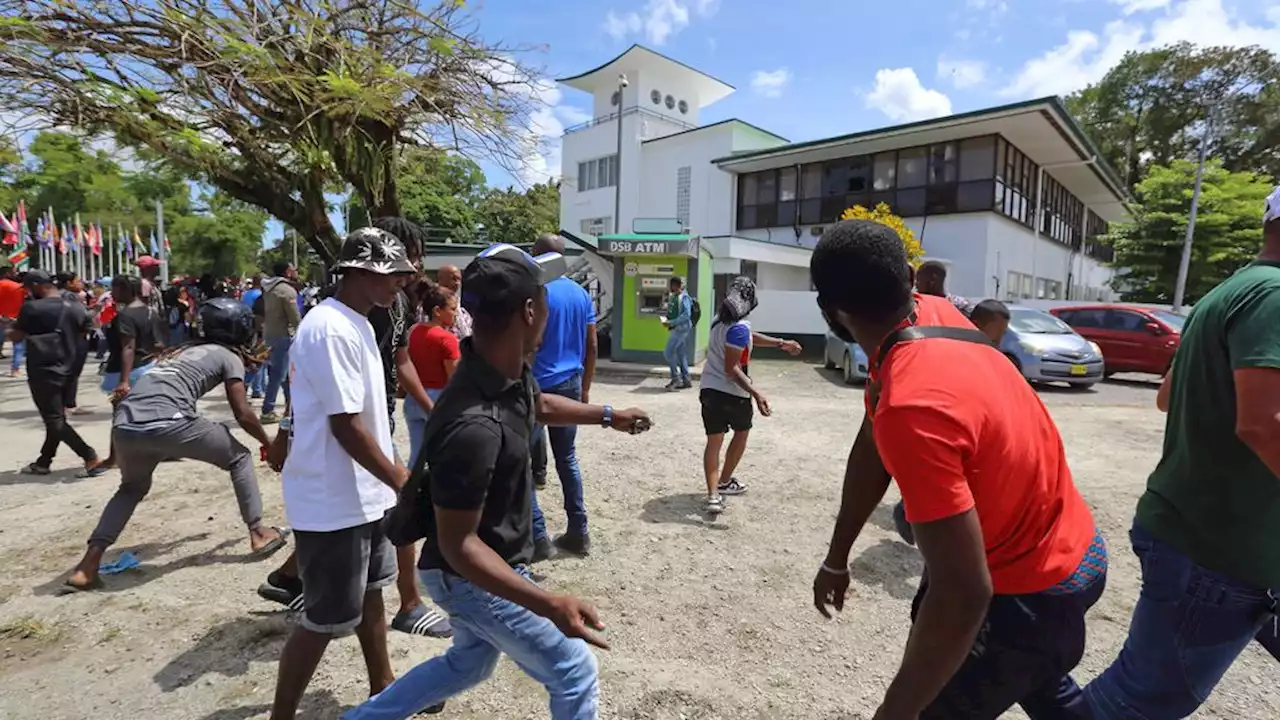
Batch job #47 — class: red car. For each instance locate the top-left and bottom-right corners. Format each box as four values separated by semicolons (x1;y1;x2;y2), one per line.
1049;304;1185;376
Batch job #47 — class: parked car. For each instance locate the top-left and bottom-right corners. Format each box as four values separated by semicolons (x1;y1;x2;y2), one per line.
1049;304;1184;376
1001;306;1105;389
823;331;870;385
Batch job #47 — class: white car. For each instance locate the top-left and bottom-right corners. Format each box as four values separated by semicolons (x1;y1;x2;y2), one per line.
823;332;870;385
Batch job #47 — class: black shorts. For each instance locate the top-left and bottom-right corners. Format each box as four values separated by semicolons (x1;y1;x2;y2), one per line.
294;515;398;635
700;388;753;435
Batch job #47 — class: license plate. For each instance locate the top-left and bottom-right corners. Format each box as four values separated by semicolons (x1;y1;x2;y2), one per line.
1070;364;1088;376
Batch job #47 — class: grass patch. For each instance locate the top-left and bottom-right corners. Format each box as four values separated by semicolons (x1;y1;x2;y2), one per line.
0;615;61;642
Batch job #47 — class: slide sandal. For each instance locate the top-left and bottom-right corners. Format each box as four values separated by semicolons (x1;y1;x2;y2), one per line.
252;526;292;558
99;551;141;575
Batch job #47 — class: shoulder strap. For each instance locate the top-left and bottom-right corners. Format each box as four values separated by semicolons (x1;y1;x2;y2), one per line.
874;325;995;372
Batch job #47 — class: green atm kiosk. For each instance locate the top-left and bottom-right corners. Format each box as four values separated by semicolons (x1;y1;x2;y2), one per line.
597;227;714;366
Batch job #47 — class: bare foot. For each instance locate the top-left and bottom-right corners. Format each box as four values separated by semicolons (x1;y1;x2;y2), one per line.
64;568;100;591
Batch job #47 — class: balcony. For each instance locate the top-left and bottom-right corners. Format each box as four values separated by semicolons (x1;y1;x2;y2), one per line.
563;105;697;136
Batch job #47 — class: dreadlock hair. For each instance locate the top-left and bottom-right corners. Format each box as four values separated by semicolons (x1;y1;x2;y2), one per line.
811;220;914;325
153;338;269;369
371;216;425;259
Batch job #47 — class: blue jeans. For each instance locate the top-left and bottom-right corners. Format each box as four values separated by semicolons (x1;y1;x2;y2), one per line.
663;327;690;383
10;338;23;372
261;336;291;413
342;567;599;720
1084;525;1278;719
403;389;444;468
246;364;265;395
530;375;589;541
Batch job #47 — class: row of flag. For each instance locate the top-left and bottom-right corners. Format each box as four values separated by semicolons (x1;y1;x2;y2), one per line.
0;200;169;271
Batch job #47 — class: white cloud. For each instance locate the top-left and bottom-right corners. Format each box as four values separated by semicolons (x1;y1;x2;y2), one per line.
865;68;953;122
1111;0;1171;14
603;0;718;45
937;58;987;89
1003;0;1280;98
967;0;1008;10
750;68;791;98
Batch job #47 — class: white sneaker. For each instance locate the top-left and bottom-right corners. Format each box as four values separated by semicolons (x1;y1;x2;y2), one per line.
705;495;725;515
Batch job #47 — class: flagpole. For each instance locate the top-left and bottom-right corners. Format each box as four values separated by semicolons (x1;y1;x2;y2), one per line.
155;200;168;287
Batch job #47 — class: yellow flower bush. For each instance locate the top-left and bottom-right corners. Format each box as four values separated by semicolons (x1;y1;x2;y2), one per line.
840;203;925;265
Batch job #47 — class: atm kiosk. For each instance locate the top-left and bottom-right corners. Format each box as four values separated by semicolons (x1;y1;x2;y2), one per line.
594;221;713;367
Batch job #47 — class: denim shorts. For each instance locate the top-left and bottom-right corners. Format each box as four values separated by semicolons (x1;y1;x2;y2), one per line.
101;361;156;394
294;515;398;635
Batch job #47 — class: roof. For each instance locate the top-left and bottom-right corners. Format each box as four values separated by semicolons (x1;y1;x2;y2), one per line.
596;233;693;241
712;96;1131;223
557;45;735;108
641;118;789;145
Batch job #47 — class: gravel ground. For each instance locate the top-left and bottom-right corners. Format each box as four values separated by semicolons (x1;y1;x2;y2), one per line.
0;360;1276;719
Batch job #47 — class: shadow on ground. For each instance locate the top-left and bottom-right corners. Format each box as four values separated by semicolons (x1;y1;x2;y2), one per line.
155;613;292;692
850;538;922;601
33;533;265;597
194;689;344;720
811;363;864;390
640;493;730;530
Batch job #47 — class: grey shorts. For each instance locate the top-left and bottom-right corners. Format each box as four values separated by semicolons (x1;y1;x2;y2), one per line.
294;515;398;635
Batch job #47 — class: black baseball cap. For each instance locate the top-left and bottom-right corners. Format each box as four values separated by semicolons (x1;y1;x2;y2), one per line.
461;243;568;318
23;269;53;286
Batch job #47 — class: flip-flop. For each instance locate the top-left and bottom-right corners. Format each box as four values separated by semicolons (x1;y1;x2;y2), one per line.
58;577;105;595
251;526;292;558
76;465;109;479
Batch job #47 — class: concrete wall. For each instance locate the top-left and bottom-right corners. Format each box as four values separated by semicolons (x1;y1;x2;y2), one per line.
637;126;736;237
750;290;827;337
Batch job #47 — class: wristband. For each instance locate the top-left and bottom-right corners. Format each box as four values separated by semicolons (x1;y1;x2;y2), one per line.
819;561;850;576
601;404;614;428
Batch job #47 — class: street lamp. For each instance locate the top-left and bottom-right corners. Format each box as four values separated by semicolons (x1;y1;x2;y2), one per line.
614;73;628;234
1172;109;1216;314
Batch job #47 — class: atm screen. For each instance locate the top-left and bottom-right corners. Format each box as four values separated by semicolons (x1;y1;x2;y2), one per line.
640;294;664;311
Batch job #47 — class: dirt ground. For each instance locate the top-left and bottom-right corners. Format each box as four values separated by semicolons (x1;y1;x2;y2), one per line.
0;359;1276;720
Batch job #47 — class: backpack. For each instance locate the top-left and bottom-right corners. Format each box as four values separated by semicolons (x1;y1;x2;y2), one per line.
869;322;995;412
689;296;702;326
385;400;505;547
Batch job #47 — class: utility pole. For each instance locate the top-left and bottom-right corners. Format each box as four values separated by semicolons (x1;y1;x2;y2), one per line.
614;73;628;234
1172;112;1214;314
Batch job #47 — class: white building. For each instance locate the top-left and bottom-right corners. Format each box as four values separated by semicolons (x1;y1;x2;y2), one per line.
557;45;1130;341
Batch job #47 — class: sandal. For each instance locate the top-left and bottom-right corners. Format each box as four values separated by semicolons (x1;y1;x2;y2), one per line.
20;463;51;476
251;526;292;558
76;464;109;479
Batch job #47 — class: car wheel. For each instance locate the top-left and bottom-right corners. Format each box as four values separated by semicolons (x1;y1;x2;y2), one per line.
824;350;837;370
842;352;857;385
1068;382;1094;391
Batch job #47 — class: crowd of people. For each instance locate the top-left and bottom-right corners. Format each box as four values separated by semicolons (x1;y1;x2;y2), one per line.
1;195;1277;719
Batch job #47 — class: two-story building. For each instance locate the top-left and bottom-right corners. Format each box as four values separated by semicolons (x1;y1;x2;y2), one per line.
557;44;1130;345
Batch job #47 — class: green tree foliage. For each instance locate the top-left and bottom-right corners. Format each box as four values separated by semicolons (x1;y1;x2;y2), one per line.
1105;160;1271;303
168;193;269;278
0;0;547;263
475;181;560;247
1066;43;1280;190
352;146;487;241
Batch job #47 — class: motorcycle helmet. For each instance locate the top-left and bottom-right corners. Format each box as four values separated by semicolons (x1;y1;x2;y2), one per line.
199;296;255;348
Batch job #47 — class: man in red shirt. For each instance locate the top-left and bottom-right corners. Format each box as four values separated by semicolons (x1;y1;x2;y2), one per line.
0;266;26;375
810;220;1106;719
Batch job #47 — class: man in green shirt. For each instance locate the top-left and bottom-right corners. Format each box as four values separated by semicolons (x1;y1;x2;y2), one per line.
1085;188;1280;718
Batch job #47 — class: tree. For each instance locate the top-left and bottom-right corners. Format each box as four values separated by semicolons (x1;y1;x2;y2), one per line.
1104;160;1270;303
0;0;548;263
168;192;269;277
840;203;924;265
352;146;487;240
474;181;560;246
1066;43;1280;189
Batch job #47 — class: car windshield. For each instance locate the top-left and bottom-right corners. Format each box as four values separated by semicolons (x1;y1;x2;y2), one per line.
1151;310;1186;331
1010;308;1073;334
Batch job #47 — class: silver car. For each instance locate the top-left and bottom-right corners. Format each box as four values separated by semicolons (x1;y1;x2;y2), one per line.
823;332;869;385
1000;306;1105;389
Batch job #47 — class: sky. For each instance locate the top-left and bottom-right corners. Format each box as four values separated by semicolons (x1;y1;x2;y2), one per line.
465;0;1280;190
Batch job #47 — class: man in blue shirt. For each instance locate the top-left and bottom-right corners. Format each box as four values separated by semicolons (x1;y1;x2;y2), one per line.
663;276;693;390
240;275;266;398
528;233;598;560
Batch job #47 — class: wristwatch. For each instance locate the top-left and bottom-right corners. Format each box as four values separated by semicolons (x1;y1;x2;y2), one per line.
279;416;292;432
601;404;614;428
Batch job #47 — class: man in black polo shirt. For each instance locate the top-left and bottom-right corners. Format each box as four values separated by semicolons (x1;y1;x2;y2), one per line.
343;244;652;720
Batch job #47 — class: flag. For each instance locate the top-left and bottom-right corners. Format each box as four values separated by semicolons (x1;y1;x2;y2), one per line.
164;235;171;253
16;200;27;249
149;229;158;256
88;224;100;256
36;218;48;249
133;226;144;255
0;210;15;246
123;225;133;259
61;223;71;254
6;245;28;270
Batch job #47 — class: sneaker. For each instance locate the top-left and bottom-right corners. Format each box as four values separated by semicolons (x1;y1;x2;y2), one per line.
391;604;453;638
251;391;264;400
532;536;558;563
260;411;280;425
416;703;445;715
678;379;693;389
533;473;547;490
705;495;725;515
257;570;305;611
717;477;748;496
664;379;679;391
553;532;591;557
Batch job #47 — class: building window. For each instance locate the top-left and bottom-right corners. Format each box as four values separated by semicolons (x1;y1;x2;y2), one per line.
650;89;661;105
576;155;618;192
676;166;692;226
579;217;610;235
1084;210;1113;262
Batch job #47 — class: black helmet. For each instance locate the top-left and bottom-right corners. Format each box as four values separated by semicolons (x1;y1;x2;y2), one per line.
200;296;255;347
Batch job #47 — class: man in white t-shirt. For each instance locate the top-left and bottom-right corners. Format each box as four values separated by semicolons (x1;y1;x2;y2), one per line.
269;228;418;720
